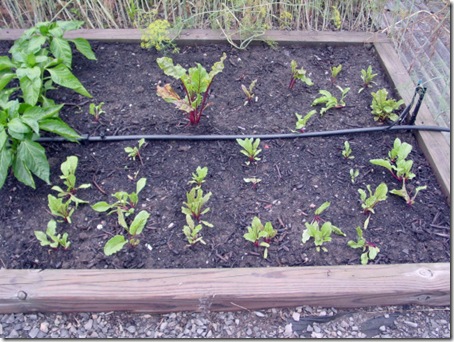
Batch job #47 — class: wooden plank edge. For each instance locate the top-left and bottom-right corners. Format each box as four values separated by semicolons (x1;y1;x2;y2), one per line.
374;41;451;203
0;28;387;45
0;263;449;314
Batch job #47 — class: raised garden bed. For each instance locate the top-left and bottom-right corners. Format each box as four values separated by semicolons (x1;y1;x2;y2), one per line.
0;30;450;314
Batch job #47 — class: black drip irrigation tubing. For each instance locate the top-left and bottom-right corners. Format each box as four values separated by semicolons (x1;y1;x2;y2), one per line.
37;125;450;143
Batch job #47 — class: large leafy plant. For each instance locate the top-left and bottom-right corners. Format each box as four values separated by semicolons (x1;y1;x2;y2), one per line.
156;53;226;125
0;21;96;190
3;20;96;106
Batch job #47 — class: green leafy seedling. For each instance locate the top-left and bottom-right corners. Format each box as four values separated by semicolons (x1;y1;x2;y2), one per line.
289;60;314;89
302;220;345;252
312;86;350;115
237;138;262;165
34;220;71;249
89;102;105;122
47;194;74;224
350;168;359;184
347;226;380;264
241;79;257;105
370;138;415;182
370;88;405;122
125;138;146;165
358;182;388;214
390;180;427;206
313;201;330;222
92;177;147;217
183;214;206;246
156;53;226;125
342;141;354;159
330;64;342;83
181;187;213;227
51;156;91;207
294;110;317;132
188;166;208;187
358;66;377;93
243;216;277;259
103;209;150;256
244;177;262;190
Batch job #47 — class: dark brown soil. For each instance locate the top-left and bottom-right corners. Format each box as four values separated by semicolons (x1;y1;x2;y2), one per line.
0;40;450;270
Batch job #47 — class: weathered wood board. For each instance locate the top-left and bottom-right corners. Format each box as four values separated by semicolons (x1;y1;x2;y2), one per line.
0;263;449;314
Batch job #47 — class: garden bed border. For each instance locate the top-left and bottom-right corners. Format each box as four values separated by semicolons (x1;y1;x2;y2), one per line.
0;29;450;314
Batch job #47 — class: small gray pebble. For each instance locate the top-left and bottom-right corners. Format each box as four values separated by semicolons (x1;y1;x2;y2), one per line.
29;327;39;338
127;326;136;334
8;330;19;338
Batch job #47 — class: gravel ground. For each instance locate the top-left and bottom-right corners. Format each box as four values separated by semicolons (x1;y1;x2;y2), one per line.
0;304;450;338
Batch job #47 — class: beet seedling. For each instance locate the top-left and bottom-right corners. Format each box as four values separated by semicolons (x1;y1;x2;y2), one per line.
370;88;405;122
188;166;208;188
103;209;150;256
294;110;317;132
89;102;105;122
312;86;350;115
370;138;415;182
34;220;71;250
181;187;213;227
244;177;262;190
313;201;330;222
301;220;346;252
330;64;342;84
358;66;377;93
347;226;380;264
342;141;354;160
390;180;427;206
183;214;206;246
51;156;91;207
243;216;277;259
288;60;313;90
241;79;257;106
156;53;226;125
350;168;359;184
358;182;388;214
92;177;147;217
47;194;75;224
236;137;262;165
125;138;146;165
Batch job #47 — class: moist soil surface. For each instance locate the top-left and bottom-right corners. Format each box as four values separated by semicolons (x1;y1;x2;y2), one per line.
0;40;450;270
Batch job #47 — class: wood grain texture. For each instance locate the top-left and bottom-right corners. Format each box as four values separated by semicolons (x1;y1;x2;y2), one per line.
374;41;450;203
0;28;387;45
0;263;449;314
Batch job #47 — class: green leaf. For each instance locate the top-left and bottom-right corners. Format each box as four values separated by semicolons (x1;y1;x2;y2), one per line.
129;210;150;235
70;38;97;61
375;183;388;201
0;72;15;92
370;159;393;172
156;57;186;79
208;52;227;79
38;118;81;142
117;208;128;230
15;140;50;186
136;177;147;195
91;201;111;212
315;201;330;216
8;117;31;135
360;252;369;265
368;246;380;260
50;37;72;68
13;157;35;188
47;64;92;98
104;235;128;256
18;70;42;106
34;230;50;246
0;147;12;188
